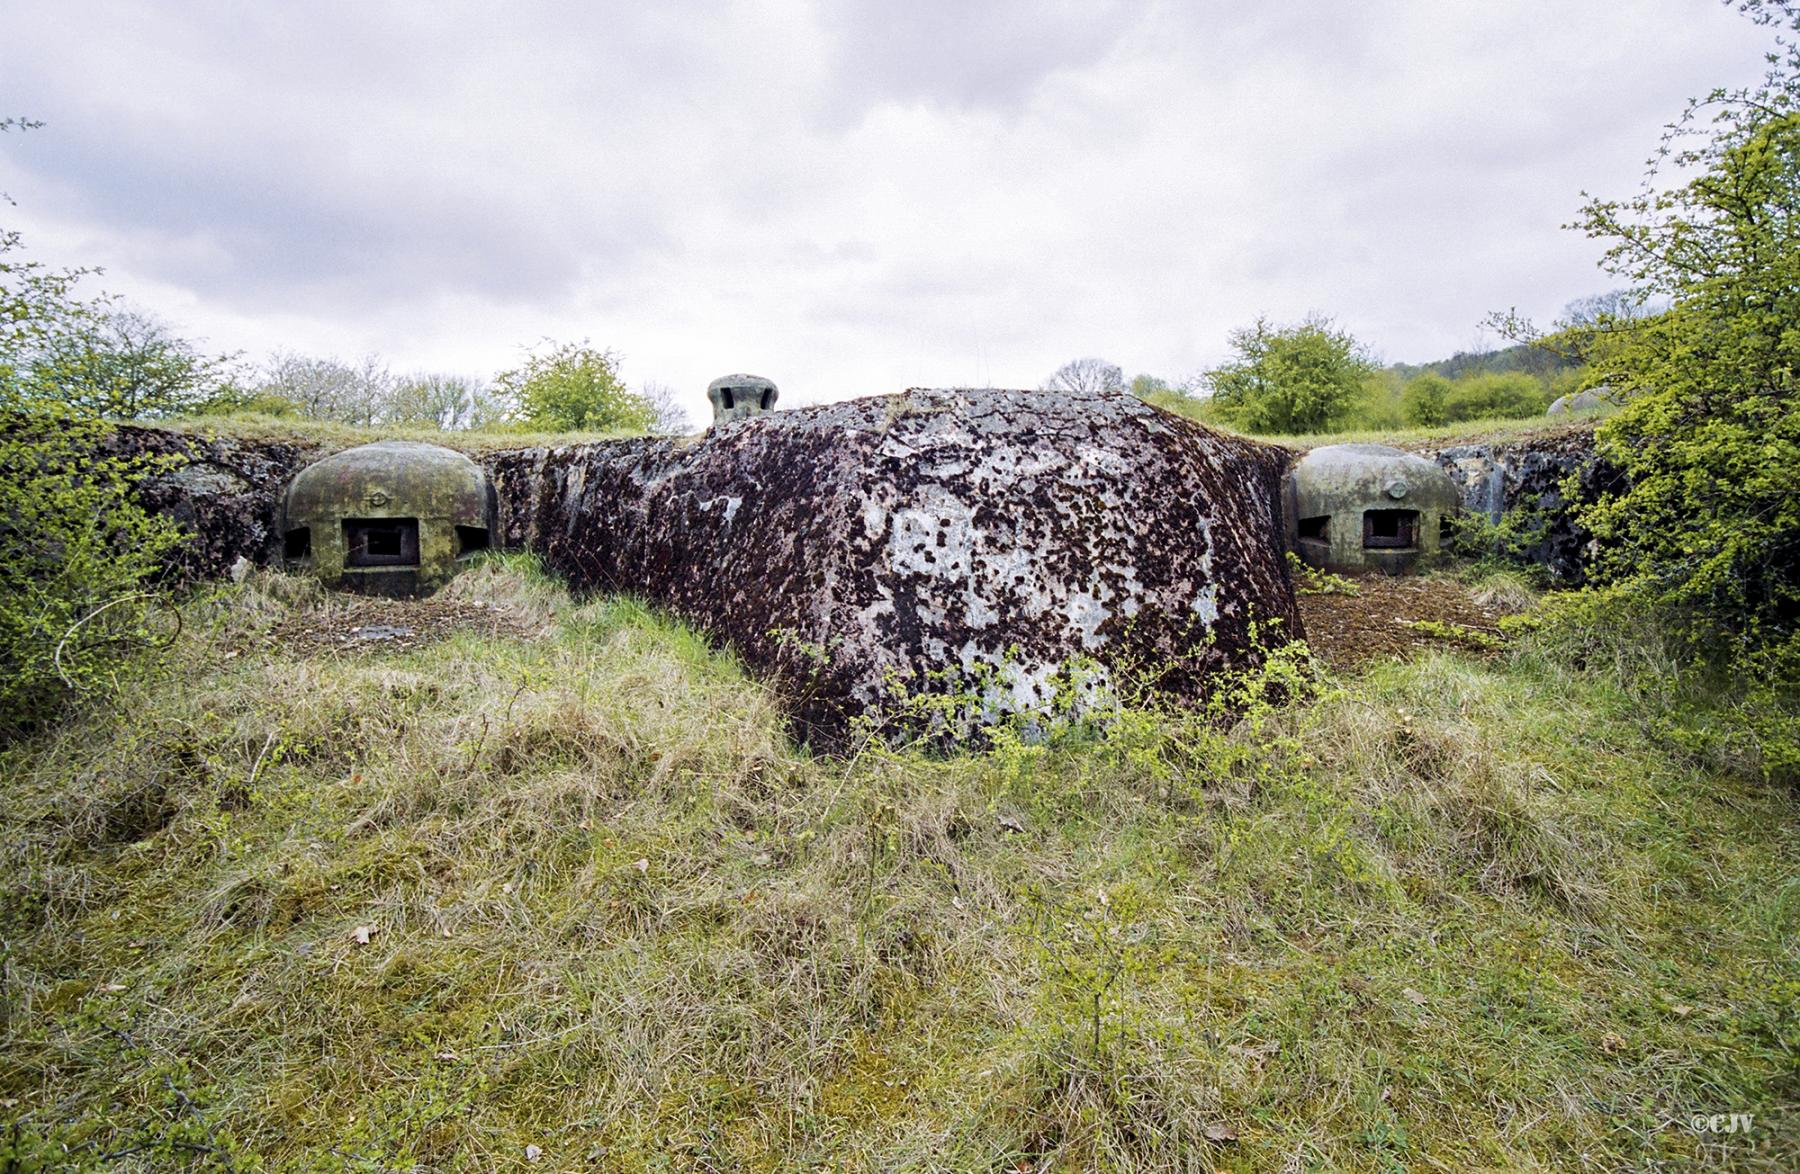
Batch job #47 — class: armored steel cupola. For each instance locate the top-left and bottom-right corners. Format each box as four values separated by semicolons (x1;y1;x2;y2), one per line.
282;441;495;597
1283;443;1460;575
707;373;778;424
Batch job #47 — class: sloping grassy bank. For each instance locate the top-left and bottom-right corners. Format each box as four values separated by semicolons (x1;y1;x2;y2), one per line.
2;560;1795;1170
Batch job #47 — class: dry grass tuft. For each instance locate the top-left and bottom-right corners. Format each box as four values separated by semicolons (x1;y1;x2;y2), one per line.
1;563;1796;1170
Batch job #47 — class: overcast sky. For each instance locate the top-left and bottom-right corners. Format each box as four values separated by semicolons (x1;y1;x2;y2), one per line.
0;1;1776;418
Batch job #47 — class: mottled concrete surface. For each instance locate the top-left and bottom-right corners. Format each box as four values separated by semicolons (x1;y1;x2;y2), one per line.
284;441;494;596
108;425;322;581
1422;423;1623;583
488;388;1300;742
109;392;1303;740
1284;443;1460;574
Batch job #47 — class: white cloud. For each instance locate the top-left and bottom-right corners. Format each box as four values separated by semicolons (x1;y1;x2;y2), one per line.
0;0;1776;418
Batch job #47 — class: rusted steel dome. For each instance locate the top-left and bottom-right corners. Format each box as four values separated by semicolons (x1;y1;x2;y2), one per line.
282;440;495;596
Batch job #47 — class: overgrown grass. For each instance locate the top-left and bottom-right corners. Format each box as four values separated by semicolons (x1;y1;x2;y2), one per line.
2;562;1795;1170
1141;389;1601;453
147;411;668;454
163;401;1598;458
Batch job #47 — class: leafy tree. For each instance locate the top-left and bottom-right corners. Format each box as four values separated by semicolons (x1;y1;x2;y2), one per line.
494;340;657;433
1126;373;1171;398
1566;0;1800;660
1401;372;1452;426
1443;371;1547;422
1203;315;1374;434
1041;357;1124;395
0;121;181;732
256;352;395;426
20;305;235;418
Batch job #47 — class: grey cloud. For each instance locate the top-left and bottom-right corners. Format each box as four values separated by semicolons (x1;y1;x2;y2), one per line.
0;0;1780;400
820;0;1139;112
14;129;652;307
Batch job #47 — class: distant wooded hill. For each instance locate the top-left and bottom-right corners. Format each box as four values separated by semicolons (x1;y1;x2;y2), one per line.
1389;341;1579;383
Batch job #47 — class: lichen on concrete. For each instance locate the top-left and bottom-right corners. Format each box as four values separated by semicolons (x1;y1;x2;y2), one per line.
489;387;1300;743
1285;443;1461;574
284;441;494;596
1426;424;1625;583
108;425;322;581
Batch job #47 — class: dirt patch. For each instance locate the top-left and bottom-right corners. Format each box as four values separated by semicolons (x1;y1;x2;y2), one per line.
270;595;543;656
1297;573;1505;672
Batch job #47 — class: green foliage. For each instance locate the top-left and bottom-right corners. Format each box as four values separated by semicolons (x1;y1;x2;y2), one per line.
6;568;1797;1168
1444;371;1548;421
0;141;92;388
1527;588;1799;784
1398;371;1548;427
0;121;184;734
0;127;232;422
1136;384;1227;428
188;387;302;418
1287;550;1360;596
493;339;657;433
0;406;181;734
1444;504;1555;584
1390;338;1580;384
0;298;182;736
18;306;237;419
1125;372;1170;398
1566;2;1800;659
1204;314;1375;434
1404;618;1507;652
1401;372;1452;426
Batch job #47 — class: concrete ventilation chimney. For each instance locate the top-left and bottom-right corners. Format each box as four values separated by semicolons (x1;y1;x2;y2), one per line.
707;374;778;425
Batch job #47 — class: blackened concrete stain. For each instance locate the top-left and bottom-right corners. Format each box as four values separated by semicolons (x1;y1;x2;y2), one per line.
107;425;323;581
107;390;1307;742
1424;423;1624;583
487;388;1300;743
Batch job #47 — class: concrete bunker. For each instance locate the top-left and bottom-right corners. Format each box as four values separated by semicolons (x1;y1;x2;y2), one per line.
282;440;495;596
1284;443;1460;574
707;373;778;425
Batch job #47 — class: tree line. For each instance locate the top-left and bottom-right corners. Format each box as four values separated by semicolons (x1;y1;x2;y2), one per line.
6;287;687;435
4;0;1796;755
1040;312;1599;438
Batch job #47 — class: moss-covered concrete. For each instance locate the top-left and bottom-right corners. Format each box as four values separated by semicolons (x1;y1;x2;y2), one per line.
282;441;493;596
706;374;779;424
1284;443;1460;574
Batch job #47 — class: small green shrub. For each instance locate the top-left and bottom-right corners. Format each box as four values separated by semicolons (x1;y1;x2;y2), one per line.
493;339;657;433
1287;551;1360;596
1401;372;1453;426
1202;314;1376;434
1;182;184;734
0;395;183;734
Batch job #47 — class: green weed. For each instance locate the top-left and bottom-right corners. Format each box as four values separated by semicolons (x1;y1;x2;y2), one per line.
0;565;1795;1169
